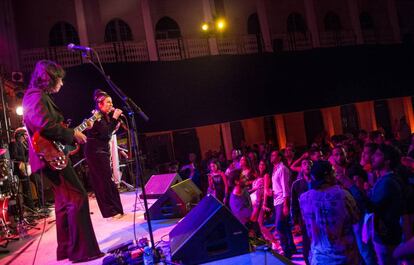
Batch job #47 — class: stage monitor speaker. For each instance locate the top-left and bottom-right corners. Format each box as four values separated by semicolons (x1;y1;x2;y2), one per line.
140;173;182;199
146;179;202;220
169;194;249;265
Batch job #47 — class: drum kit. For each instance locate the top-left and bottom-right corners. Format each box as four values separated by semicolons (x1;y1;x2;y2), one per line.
0;149;33;249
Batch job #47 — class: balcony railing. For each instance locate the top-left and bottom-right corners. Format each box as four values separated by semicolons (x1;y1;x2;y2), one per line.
272;31;313;52
19;36;260;72
19;31;397;72
319;30;357;47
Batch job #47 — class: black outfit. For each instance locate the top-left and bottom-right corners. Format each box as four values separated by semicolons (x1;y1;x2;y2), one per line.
208;173;226;202
9;140;35;210
23;88;101;262
84;113;124;218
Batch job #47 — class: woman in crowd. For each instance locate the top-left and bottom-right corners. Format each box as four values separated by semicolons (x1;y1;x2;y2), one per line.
240;155;255;190
207;160;228;203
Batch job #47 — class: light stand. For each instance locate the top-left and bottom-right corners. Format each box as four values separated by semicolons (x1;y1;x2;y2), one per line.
80;50;155;249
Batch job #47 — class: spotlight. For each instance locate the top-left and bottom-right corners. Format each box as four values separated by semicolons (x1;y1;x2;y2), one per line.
216;19;226;31
201;23;209;32
16;106;23;116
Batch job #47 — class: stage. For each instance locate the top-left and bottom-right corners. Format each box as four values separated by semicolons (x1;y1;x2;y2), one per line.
0;191;305;265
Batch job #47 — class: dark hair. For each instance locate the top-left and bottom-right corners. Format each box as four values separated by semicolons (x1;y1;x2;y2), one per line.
309;147;321;156
364;142;378;154
13;128;26;141
209;159;221;171
29;60;65;93
377;144;401;170
370;130;384;140
310;160;333;189
258;159;269;177
93;89;110;108
348;164;368;181
240;155;252;169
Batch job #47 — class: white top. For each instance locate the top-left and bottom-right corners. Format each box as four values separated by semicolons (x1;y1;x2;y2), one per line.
271;162;290;206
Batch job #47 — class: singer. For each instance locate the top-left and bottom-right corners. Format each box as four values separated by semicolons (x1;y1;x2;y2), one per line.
84;89;124;219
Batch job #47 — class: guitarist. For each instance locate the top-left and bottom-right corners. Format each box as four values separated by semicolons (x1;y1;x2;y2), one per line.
22;60;103;262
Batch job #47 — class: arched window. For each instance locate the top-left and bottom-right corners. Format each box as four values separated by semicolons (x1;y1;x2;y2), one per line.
247;13;263;53
104;19;133;42
324;12;342;31
360;12;375;30
155;17;181;39
247;13;261;34
287;12;307;33
49;22;80;46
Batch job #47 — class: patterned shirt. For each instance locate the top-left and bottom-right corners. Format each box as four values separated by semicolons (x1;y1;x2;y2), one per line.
299;185;360;265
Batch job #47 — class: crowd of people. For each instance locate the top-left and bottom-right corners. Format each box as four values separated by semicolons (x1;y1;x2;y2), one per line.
173;128;414;265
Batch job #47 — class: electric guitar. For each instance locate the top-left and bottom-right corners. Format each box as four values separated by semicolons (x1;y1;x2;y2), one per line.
32;110;102;170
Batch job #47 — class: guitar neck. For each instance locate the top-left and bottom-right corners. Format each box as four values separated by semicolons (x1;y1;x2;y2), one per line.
72;111;101;133
74;117;94;133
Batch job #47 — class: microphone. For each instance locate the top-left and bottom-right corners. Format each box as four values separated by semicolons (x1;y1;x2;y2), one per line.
110;108;127;127
67;43;92;53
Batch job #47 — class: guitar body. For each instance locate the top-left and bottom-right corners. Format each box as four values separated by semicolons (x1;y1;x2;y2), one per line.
31;110;102;171
32;132;68;170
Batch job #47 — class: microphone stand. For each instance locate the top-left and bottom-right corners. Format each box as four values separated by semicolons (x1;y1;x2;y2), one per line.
80;51;154;249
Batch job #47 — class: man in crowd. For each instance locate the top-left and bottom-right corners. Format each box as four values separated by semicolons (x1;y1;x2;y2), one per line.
300;160;360;265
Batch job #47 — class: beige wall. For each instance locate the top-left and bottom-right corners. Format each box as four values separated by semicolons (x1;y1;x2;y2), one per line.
314;0;352;31
13;0;78;48
321;106;343;137
267;0;307;34
98;0;146;41
222;0;257;35
150;0;204;37
284;112;307;147
196;124;222;159
355;101;377;131
241;117;265;146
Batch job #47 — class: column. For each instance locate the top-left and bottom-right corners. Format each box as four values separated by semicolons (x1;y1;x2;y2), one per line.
141;0;159;61
321;108;335;138
202;0;219;55
321;107;343;137
220;123;233;160
274;114;287;149
255;0;273;52
387;0;401;43
74;0;89;46
403;97;414;133
355;101;377;132
346;0;364;44
304;0;321;47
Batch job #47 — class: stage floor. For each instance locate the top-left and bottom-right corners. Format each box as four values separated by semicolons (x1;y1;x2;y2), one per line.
0;191;305;265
